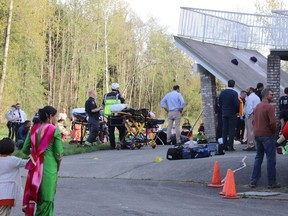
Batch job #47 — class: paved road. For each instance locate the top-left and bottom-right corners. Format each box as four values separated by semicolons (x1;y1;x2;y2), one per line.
13;143;288;216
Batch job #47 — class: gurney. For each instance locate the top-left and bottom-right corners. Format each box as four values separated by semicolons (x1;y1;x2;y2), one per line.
70;108;108;146
69;108;88;145
109;108;165;150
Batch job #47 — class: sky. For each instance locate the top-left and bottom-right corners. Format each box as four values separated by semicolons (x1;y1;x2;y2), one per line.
125;0;288;34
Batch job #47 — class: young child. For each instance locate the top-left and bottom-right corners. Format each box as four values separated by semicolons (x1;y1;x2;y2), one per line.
0;138;28;216
69;116;82;144
196;123;207;144
58;119;70;142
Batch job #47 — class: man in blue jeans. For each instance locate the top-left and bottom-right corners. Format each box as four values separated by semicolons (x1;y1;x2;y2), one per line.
249;88;280;189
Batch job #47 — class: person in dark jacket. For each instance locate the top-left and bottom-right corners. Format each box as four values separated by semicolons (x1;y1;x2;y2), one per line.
219;80;239;151
255;82;264;101
85;90;103;146
15;120;31;149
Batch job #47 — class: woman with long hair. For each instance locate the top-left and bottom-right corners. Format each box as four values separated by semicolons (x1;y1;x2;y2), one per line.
22;106;63;216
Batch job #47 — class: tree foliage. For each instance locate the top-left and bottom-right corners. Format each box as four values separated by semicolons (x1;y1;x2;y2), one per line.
0;0;200;122
255;0;286;13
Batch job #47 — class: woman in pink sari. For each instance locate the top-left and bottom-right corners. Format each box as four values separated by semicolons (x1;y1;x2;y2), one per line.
22;106;63;216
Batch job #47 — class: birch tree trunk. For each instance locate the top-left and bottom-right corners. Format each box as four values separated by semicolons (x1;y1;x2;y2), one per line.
70;48;77;108
48;27;53;105
104;16;109;93
57;30;67;109
0;0;13;105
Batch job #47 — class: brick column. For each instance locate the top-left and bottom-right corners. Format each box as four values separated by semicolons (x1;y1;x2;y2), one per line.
200;69;217;142
267;54;280;126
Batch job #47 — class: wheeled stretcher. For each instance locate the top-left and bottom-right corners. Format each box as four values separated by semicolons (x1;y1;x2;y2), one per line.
109;108;165;150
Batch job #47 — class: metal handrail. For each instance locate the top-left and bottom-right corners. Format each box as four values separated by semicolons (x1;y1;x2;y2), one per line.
177;7;288;51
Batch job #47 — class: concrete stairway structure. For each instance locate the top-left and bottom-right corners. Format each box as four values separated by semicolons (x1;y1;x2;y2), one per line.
174;8;288;141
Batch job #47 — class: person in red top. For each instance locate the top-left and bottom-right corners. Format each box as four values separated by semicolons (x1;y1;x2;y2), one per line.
249;88;280;189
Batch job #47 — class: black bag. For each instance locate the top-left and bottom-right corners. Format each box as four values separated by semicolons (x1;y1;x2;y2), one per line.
154;130;167;145
182;147;192;159
167;147;183;160
190;146;211;158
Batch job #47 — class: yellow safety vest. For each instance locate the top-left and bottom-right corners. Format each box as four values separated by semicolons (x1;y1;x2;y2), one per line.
104;94;120;116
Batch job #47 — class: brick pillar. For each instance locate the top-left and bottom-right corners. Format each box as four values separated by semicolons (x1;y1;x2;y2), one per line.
267;54;280;126
200;69;217;142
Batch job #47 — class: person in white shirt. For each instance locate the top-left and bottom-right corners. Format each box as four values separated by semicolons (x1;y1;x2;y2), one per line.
243;87;261;151
5;105;19;140
0;138;28;216
14;103;27;141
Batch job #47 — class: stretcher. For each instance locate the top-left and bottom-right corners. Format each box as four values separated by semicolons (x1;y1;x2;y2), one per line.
109;108;165;150
69;109;108;146
69;112;88;145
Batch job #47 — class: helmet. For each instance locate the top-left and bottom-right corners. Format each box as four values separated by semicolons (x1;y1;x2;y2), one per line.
111;83;120;90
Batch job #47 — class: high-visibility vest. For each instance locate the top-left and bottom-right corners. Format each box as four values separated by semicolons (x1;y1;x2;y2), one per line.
104;94;120;116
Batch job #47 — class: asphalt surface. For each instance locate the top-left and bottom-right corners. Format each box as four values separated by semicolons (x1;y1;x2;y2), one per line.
12;143;288;216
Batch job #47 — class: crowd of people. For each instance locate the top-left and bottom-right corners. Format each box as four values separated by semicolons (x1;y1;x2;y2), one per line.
1;80;288;215
1;105;64;216
217;80;286;189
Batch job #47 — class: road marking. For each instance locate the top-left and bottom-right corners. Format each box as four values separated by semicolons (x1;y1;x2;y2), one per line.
233;155;247;172
221;155;247;183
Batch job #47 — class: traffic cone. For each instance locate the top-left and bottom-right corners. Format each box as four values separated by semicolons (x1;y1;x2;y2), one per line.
103;135;108;145
208;161;223;188
222;169;240;199
219;169;231;196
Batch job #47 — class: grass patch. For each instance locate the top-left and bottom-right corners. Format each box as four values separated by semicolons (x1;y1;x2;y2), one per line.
62;141;111;156
12;141;111;159
0;123;111;158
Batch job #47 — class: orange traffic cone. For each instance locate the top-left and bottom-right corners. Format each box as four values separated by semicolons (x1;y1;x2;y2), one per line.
219;169;231;196
222;169;240;199
208;161;223;188
103;135;108;145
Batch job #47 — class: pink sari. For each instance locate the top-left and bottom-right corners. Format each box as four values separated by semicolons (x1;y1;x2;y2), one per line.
22;123;56;216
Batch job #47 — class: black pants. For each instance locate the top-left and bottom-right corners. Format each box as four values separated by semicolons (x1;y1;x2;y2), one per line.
216;113;223;140
222;114;237;149
87;117;99;143
235;117;245;141
7;121;15;140
14;123;22;141
108;122;126;149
